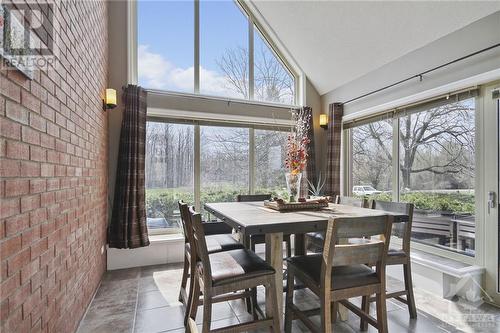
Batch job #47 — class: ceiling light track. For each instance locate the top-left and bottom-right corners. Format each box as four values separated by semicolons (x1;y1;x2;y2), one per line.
342;43;500;105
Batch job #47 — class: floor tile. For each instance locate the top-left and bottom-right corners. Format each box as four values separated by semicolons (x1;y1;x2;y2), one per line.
137;290;171;310
78;310;135;333
77;262;500;333
134;306;186;333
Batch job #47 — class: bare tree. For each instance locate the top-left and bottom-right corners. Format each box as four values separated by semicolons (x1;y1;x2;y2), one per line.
352;101;475;190
216;46;249;99
216;45;294;104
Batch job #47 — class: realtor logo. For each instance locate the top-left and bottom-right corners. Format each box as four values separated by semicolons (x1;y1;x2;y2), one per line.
0;0;56;78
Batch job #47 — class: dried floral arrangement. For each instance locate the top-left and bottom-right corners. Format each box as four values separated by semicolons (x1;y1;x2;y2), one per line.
285;108;311;175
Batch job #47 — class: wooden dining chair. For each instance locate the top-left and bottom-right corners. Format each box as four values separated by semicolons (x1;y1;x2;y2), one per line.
305;195;368;253
186;206;281;333
236;194;293;258
285;214;393;333
360;200;417;330
177;201;244;313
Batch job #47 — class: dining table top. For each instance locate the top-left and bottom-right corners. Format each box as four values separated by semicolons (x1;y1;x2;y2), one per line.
204;201;408;235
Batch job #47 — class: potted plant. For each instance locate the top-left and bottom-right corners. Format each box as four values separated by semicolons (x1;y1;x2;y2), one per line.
307;172;326;200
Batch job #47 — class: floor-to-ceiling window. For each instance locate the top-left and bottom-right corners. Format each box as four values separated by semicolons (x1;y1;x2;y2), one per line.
347;91;477;256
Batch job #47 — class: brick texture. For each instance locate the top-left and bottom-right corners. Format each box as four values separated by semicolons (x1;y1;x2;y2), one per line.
1;1;108;332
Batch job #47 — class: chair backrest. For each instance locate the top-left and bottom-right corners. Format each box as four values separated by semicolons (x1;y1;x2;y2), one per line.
188;206;212;282
321;215;393;288
335;195;368;208
178;200;193;243
370;200;414;254
236;194;272;202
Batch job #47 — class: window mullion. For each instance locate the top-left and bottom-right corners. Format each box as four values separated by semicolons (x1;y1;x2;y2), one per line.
392;116;400;202
194;123;201;211
194;0;200;94
248;17;254;100
249;127;255;194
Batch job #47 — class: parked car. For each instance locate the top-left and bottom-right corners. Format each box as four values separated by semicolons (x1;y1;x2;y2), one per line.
352;185;382;196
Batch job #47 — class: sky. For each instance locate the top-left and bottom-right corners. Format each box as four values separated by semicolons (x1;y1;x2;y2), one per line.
137;0;248;95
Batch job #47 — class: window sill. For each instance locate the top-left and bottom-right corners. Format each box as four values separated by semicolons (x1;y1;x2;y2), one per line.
148;233;184;245
410;248;484;278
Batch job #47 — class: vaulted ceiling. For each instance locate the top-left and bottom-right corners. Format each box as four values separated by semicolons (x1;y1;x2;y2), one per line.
251;1;500;95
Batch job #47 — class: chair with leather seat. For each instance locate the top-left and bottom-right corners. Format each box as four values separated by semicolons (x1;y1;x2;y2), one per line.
305;195;368;253
360;200;416;330
186;206;280;333
177;201;244;310
236;194;292;258
284;214;393;333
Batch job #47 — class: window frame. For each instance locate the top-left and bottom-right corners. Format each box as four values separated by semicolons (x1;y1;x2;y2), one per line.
343;88;485;265
132;0;299;106
145;117;291;234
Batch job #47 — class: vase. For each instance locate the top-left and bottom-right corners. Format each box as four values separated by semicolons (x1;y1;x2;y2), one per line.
285;172;302;202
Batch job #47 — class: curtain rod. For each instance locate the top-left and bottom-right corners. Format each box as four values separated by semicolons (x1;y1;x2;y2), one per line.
342;43;500;105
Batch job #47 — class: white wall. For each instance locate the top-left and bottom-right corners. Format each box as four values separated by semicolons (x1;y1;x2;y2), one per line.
315;11;500;181
321;11;500;116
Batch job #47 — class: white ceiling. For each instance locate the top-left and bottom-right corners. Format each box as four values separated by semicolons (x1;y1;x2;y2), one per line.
251;1;500;95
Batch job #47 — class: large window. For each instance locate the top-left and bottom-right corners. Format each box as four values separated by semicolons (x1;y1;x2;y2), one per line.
137;0;296;105
348;96;477;256
146;121;289;232
399;98;476;255
145;122;194;234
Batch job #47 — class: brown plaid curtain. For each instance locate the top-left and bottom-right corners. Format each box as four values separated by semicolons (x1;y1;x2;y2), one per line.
325;103;343;196
109;85;150;249
300;106;316;197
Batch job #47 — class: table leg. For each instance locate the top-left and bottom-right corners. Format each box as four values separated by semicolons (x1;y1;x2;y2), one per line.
294;233;305;256
265;232;283;328
337;236;349;321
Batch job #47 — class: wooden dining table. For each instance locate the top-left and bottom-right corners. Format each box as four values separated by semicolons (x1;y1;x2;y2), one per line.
204;201;409;327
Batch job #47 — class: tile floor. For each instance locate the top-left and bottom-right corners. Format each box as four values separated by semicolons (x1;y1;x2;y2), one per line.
77;263;500;333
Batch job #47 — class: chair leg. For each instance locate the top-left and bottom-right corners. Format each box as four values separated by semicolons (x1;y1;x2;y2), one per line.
179;252;189;303
360;295;370;330
244;235;253;315
184;259;197;325
268;278;281;333
375;292;388;333
250;287;258;320
284;268;295;333
187;270;200;325
202;288;212;333
403;262;417;319
320;291;332;333
332;301;338;323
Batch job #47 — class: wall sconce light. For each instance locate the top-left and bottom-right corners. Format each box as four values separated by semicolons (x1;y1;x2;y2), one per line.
103;88;117;110
319;114;328;129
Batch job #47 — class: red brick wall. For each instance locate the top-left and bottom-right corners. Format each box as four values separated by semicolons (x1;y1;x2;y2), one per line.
1;1;108;332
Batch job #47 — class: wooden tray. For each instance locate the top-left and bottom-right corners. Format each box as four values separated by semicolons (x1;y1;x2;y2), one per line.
264;200;328;212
